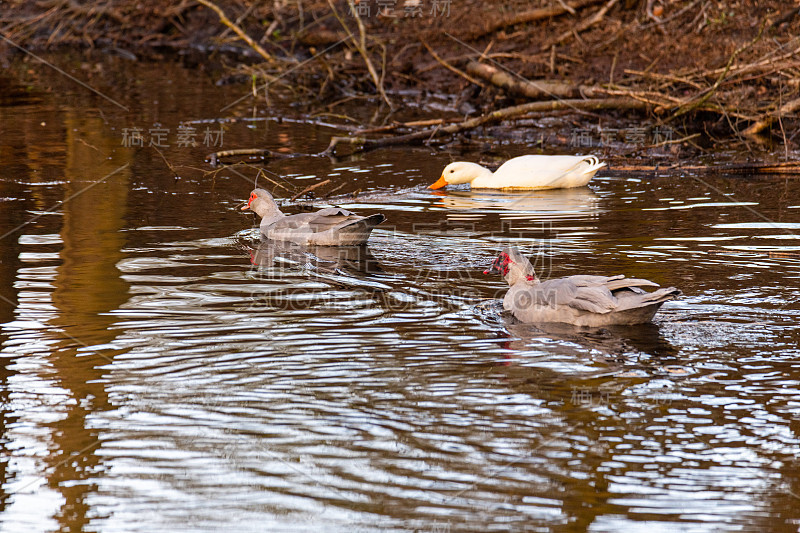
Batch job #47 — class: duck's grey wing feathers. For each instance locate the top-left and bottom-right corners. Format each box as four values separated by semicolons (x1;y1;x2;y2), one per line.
268;214;313;230
530;279;577;307
606;277;660;292
268;210;357;233
568;285;618;314
313;207;357;217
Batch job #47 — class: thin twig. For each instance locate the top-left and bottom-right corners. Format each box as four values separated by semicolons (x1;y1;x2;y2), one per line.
321;182;348;199
671;21;767;119
289;179;332;201
330;0;393;109
422;42;485;87
354;118;458;134
152;146;179;176
207;148;287;166
255;168;295;193
647;132;701;148
623;69;704;90
541;0;619;51
196;0;273;63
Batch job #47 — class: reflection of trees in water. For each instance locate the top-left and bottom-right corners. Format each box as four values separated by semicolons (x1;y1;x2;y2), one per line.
0;111;133;531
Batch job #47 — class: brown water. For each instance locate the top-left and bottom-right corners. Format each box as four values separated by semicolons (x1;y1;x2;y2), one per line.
2;53;800;533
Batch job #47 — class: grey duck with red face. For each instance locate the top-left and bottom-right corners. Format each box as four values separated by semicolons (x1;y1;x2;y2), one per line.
485;247;681;327
242;188;385;246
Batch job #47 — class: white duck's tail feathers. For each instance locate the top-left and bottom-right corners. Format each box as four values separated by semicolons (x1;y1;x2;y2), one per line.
540;155;605;188
580;155;606;173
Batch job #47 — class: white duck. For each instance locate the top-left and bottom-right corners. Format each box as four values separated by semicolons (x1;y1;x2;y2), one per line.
429;155;605;190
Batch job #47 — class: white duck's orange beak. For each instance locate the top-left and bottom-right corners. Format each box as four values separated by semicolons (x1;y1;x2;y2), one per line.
428;175;448;190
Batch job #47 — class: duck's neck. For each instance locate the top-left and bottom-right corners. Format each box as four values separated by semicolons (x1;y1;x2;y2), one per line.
466;163;495;187
251;197;285;224
504;262;539;287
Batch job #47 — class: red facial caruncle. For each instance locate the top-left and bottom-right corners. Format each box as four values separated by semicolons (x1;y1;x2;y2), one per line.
484;252;512;276
242;192;257;211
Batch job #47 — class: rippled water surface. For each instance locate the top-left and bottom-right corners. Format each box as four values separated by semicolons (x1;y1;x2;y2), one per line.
2;55;800;532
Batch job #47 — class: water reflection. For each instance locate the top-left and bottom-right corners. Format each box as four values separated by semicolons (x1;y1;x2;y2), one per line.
430;186;601;220
1;55;800;533
505;319;680;361
1;111;131;532
245;238;383;276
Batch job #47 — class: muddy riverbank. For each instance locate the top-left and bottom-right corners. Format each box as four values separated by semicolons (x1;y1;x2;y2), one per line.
2;0;799;160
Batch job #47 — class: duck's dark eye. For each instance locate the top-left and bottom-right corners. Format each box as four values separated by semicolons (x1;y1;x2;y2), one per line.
449;169;454;173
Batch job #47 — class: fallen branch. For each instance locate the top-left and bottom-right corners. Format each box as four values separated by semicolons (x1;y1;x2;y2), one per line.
354;118;459;135
609;161;800;174
743;96;800;137
597;87;681;107
207;148;288;166
468;0;605;40
323;97;648;154
466;61;587;99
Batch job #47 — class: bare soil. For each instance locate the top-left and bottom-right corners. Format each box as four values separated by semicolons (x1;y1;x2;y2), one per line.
2;1;799;158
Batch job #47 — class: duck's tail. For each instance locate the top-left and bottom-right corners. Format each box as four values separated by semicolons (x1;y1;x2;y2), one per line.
581;155;606;175
333;214;386;245
543;155;606;188
616;285;682;312
603;286;681;324
640;286;682;305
